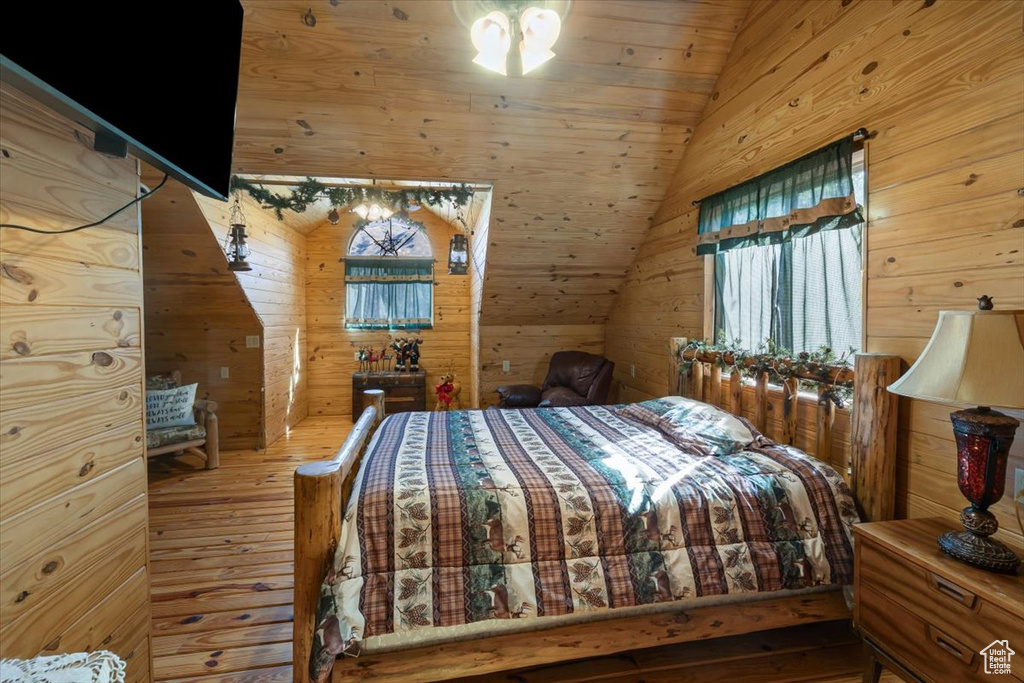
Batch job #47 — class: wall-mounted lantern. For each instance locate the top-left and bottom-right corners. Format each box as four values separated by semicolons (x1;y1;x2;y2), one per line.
225;194;252;272
448;233;469;275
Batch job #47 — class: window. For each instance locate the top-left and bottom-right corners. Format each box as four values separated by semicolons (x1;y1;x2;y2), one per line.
344;218;434;330
704;139;865;354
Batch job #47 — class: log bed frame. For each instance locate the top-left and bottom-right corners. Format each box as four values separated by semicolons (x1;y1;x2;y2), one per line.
293;347;901;682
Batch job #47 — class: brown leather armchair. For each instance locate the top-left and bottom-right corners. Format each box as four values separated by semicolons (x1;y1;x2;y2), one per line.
497;351;614;408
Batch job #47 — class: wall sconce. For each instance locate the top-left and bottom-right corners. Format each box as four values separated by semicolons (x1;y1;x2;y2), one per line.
327;207;340;225
225;194;252;272
448;233;469;275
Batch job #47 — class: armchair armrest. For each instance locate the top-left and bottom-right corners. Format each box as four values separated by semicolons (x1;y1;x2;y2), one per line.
192;400;219;470
496;384;543;408
194;399;218;413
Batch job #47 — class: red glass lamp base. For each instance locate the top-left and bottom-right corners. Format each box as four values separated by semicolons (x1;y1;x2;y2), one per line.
940;407;1021;574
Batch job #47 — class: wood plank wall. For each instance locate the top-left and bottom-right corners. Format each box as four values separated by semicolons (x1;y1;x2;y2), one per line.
195;194;309;446
306;210;472;416
479;325;607;409
0;85;151;680
607;0;1024;551
142;173;264;449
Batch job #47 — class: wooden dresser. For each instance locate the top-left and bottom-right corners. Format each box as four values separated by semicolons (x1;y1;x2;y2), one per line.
855;518;1024;682
352;370;427;421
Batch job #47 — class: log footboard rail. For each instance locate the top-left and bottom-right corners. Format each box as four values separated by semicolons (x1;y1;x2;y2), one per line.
294;390;384;683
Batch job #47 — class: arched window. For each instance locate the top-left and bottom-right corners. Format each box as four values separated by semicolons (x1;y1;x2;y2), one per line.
347;218;432;257
344;217;433;329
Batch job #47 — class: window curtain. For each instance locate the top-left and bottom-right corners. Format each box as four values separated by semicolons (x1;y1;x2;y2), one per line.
344;259;433;329
714;224;863;353
697;137;863;256
705;135;864;353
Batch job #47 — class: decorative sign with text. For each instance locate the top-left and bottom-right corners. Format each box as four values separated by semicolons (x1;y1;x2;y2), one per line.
146;383;198;429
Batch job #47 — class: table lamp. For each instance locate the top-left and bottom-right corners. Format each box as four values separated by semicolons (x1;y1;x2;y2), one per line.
888;297;1023;573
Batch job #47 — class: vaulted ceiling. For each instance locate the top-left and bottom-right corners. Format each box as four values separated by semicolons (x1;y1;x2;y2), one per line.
234;0;750;325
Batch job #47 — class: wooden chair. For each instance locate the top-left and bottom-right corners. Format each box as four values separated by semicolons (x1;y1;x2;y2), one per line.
145;371;219;469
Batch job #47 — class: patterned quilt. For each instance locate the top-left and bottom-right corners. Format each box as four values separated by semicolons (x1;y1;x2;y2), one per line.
309;405;858;681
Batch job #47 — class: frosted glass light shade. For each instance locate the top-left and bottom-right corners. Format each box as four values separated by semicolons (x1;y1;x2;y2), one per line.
888;309;1024;409
471;11;511;75
519;7;560;74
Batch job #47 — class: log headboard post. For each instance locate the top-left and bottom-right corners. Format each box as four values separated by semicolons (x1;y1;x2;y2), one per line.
850;353;902;522
669;340;901;524
293;397;382;683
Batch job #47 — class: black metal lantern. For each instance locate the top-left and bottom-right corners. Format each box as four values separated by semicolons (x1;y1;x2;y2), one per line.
448;233;469;275
225;194;252;272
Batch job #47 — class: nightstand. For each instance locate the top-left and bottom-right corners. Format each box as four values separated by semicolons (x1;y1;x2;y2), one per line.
854;518;1024;682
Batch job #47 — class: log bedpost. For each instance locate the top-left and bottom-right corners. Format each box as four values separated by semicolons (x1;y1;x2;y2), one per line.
692;362;705;401
850;353;901;522
293;400;381;683
364;388;385;431
293;459;342;683
816;384;836;465
781;377;799;446
669;337;687;397
729;370;742;416
709;365;723;408
753;372;769;434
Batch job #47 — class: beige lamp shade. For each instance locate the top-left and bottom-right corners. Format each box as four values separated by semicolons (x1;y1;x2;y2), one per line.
888;309;1024;409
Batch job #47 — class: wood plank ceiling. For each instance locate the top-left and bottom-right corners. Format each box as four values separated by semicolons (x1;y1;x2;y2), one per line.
234;0;749;325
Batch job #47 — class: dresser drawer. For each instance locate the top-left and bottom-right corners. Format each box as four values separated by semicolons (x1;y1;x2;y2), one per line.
860;582;985;682
352;372;427;420
858;537;1020;654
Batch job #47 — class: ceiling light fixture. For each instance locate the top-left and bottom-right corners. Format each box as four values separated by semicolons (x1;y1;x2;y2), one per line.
352;203;394;221
471;10;512;76
468;4;564;76
519;7;561;74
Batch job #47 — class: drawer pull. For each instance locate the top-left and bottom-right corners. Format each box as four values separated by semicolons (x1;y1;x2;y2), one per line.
927;625;974;666
928;573;977;609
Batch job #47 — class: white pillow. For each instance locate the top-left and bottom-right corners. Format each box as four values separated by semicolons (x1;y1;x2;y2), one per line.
617;396;755;456
146;383;198;430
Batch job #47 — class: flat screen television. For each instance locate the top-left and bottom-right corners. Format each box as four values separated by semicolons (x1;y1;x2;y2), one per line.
1;3;243;200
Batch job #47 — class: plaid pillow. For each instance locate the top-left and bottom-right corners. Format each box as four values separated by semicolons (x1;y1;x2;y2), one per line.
617;396;755;456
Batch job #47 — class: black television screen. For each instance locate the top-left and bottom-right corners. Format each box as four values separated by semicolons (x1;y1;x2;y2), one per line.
1;3;243;200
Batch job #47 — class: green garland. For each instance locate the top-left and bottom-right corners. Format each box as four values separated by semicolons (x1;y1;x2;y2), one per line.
677;334;856;407
231;176;475;222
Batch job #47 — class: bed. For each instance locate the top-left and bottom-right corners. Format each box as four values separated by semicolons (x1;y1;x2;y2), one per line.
294;344;901;682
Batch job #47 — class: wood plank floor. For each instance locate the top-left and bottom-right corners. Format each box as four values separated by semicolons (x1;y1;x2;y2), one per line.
148;417;353;683
147;416;900;683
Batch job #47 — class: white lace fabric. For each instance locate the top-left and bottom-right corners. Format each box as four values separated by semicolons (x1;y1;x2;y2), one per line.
0;651;125;683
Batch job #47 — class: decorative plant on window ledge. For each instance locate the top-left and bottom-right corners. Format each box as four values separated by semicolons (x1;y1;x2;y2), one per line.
676;336;856;407
230;176;474;231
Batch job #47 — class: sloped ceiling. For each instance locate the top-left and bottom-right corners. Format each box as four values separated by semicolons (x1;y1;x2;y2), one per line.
234;0;750;325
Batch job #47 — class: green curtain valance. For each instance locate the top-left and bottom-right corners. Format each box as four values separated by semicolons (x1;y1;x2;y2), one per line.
697;137;863;256
344;259;434;283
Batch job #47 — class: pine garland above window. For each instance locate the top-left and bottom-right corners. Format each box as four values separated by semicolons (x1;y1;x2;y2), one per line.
677;336;856;407
230;176;474;222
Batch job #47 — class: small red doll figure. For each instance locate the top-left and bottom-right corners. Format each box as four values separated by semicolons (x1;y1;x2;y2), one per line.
434;371;461;411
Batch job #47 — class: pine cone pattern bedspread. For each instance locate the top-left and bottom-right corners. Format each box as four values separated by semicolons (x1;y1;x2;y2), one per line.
309;404;857;682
